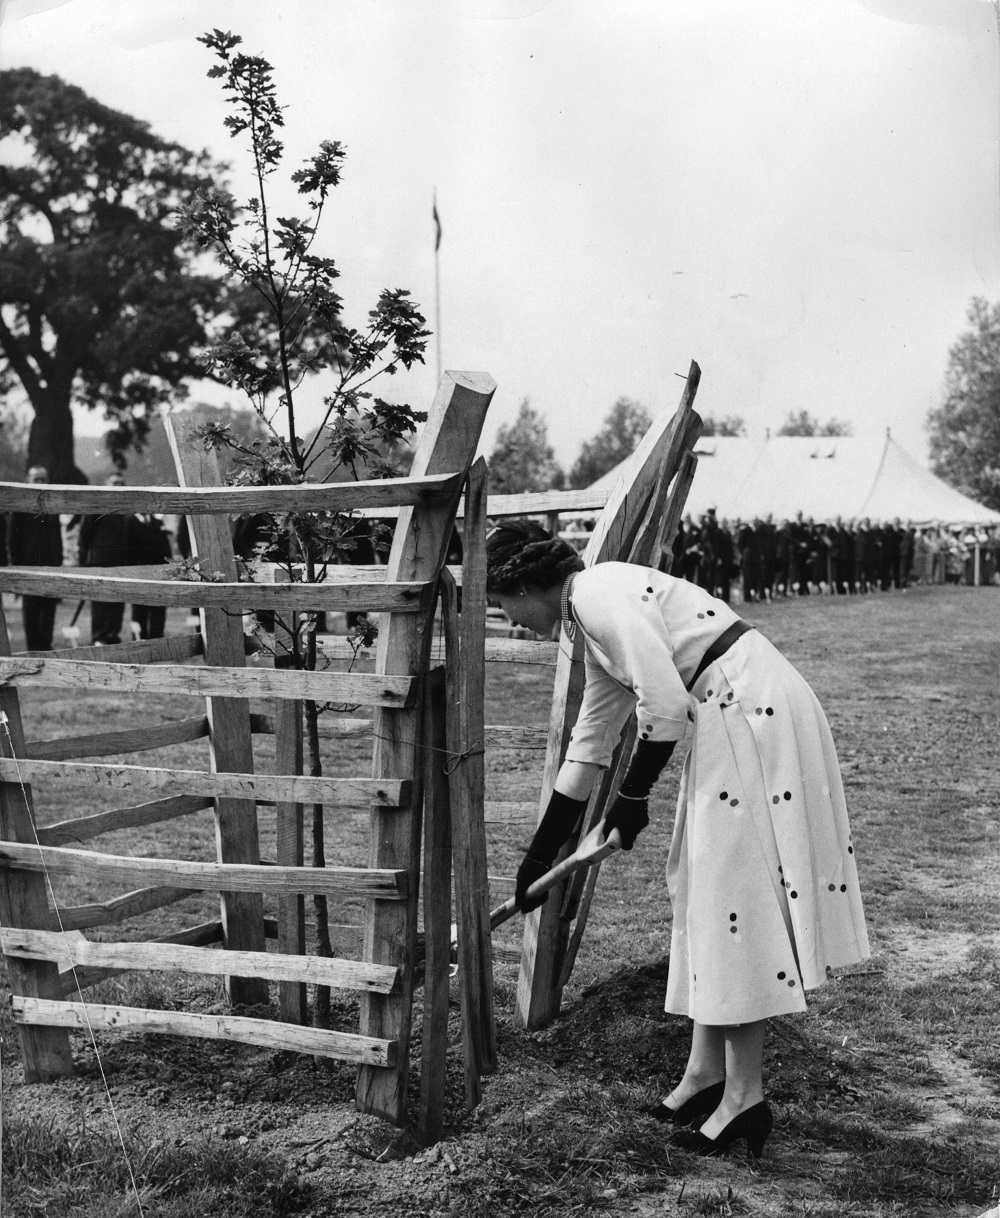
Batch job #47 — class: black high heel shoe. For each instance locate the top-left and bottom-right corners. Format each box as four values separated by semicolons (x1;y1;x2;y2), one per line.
678;1100;773;1160
647;1080;725;1126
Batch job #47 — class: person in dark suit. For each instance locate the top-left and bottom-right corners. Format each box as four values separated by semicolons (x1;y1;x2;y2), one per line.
7;465;63;651
130;515;173;639
79;474;131;645
737;519;761;603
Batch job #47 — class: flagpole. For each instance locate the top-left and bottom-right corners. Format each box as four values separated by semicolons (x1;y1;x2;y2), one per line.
433;189;442;385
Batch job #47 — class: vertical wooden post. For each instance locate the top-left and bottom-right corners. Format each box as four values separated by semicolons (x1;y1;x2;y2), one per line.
448;460;497;1083
356;372;495;1125
272;568;307;1024
418;667;452;1145
0;602;75;1080
658;451;700;573
165;415;268;1007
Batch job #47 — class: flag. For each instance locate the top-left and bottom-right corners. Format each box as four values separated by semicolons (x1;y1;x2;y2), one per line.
433;196;442;253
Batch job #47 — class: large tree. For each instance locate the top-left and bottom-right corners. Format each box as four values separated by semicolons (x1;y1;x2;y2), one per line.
488;399;563;493
927;297;1000;511
568;396;651;488
0;67;241;482
776;409;852;437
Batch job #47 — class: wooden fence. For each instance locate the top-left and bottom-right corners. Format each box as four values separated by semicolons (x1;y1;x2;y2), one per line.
0;370;495;1138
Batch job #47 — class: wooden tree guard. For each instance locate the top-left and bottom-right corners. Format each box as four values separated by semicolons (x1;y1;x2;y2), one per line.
511;362;703;1029
357;372;494;1125
0;370;495;1137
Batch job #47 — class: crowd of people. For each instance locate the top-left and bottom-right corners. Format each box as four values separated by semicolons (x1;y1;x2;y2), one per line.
668;511;1000;602
2;466;176;651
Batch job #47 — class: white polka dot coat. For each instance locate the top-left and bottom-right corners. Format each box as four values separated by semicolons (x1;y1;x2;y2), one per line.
564;562;870;1025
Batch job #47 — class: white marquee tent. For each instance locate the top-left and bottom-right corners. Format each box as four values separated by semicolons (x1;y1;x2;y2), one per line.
587;434;1000;527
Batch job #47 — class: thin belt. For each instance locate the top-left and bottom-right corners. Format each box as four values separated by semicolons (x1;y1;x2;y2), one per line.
686;619;755;692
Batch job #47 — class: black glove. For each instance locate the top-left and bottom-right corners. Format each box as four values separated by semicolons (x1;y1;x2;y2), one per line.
515;790;588;913
515;854;552;913
601;794;649;851
601;739;676;851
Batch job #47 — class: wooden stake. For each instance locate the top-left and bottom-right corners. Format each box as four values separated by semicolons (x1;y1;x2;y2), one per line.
449;461;497;1083
273;566;307;1025
418;667;452;1145
166;414;266;1007
0;601;75;1080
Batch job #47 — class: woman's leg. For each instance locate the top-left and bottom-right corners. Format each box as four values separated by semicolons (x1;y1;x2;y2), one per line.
660;1022;726;1110
697;1019;767;1139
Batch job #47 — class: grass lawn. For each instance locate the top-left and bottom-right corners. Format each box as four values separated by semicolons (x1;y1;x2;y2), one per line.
1;585;998;1217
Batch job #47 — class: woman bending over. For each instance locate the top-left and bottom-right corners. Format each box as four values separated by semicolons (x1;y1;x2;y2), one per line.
486;520;869;1159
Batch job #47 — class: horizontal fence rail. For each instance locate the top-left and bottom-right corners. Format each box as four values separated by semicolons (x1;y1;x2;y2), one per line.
24;635;206;665
25;717;213;762
0;568;432;614
0;841;409;899
0;657;416;708
37;794;213;848
51;883;202;931
1;927;401;995
0;758;409;807
0;472;462;516
361;486;613;521
12;997;397;1066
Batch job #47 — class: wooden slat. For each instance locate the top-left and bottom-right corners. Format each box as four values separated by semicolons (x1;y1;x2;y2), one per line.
357;370;495;1126
448;462;497;1092
272;567;307;1025
0;657;415;708
658;449;700;571
53;883;200;931
483;801;537;823
0;840;409;899
12;996;397;1066
0;759;409;808
1;927;400;994
483;638;559;665
0;567;432;614
166;415;268;1008
361;487;611;523
259;715;544;751
24;634;204;665
255;562;392;584
38;795;212;848
0;472;461;516
25;717;211;762
474;487;611;517
57;919;227;996
418;669;452;1144
484;725;548;750
0;603;75;1081
250;714;373;739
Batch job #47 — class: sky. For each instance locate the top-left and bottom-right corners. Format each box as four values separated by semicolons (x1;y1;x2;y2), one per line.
2;0;999;471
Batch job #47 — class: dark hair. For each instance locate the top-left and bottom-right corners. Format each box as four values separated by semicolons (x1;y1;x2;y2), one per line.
485;519;584;594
